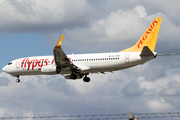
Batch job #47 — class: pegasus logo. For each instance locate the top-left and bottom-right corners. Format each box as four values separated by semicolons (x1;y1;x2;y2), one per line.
137;19;158;49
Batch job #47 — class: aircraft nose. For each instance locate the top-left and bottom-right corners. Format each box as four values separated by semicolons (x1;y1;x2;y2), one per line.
2;66;7;72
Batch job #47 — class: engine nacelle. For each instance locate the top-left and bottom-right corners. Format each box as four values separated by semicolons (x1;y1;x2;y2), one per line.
41;65;57;74
64;74;84;79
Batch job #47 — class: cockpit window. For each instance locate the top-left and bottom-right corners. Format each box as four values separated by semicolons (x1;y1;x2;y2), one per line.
8;62;12;65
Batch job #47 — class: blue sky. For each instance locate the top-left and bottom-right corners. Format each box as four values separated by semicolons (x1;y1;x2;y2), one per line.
0;33;51;71
0;0;180;119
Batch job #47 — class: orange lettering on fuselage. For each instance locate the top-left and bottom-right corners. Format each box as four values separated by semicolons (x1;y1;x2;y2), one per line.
137;20;158;49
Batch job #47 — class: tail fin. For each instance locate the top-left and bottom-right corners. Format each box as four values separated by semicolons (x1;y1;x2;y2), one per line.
120;17;162;52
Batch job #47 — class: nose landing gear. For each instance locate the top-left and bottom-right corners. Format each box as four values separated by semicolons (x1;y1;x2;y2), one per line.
16;75;20;83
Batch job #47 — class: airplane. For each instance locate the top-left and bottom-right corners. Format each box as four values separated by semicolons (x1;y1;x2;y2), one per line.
3;17;172;83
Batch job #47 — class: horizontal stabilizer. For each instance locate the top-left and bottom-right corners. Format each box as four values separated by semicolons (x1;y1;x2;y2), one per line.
140;46;154;56
157;53;177;56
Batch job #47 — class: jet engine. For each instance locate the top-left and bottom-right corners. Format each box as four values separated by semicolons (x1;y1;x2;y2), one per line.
64;74;84;79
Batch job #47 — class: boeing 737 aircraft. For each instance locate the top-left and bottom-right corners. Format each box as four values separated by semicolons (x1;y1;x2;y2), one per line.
3;17;167;83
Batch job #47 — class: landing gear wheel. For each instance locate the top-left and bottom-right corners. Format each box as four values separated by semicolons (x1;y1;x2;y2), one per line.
83;77;90;82
16;75;20;83
16;79;20;83
70;74;77;80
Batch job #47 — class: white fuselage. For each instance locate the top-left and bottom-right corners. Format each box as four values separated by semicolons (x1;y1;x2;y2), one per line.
2;52;155;77
2;17;162;82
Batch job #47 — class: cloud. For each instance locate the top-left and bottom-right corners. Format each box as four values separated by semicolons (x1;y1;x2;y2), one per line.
66;5;148;42
160;81;180;96
0;77;10;86
0;72;149;116
146;98;174;112
62;5;151;53
1;69;179;117
0;0;92;33
1;0;180;55
61;4;180;55
121;81;146;96
134;5;147;18
0;67;180;117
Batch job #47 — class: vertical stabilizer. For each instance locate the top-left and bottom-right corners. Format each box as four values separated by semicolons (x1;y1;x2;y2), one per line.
120;17;162;52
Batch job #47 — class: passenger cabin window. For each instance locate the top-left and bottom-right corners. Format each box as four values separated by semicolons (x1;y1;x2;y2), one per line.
8;62;12;65
71;56;120;62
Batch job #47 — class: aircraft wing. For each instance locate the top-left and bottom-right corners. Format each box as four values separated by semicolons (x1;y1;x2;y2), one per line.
53;34;83;73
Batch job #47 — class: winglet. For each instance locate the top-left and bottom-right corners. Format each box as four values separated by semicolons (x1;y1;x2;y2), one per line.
55;34;64;49
120;17;162;52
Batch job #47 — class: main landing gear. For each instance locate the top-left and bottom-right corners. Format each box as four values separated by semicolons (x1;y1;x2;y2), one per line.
16;75;20;83
70;71;90;82
83;75;90;83
70;74;77;79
